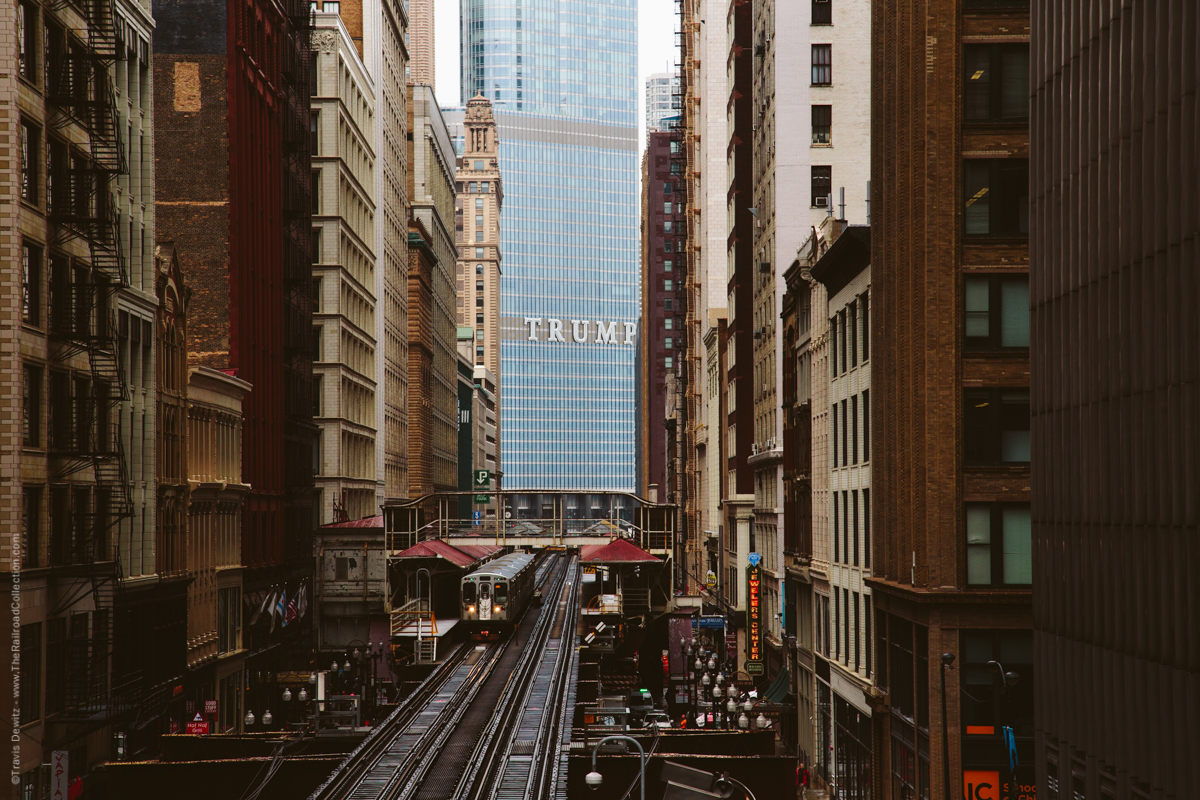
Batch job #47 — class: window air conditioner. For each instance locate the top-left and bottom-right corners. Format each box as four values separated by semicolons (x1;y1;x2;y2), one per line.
815;196;828;207
751;443;760;455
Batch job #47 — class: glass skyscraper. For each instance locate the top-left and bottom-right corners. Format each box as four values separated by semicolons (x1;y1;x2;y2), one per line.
461;0;639;491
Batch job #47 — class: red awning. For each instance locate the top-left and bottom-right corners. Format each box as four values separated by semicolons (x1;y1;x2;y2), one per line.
580;538;661;564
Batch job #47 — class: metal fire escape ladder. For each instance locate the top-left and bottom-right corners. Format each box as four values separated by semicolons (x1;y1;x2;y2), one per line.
43;0;134;744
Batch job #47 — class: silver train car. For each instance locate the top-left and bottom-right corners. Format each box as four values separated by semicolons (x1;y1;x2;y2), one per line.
460;551;538;638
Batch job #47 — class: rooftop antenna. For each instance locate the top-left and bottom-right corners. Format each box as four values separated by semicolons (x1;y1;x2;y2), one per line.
839;187;846;221
826;194;833;218
866;181;871;225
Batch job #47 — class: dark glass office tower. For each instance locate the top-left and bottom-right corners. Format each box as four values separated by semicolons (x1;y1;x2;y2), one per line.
461;0;639;490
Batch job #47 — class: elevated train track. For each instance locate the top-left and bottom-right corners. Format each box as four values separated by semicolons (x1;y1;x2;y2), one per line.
310;552;580;800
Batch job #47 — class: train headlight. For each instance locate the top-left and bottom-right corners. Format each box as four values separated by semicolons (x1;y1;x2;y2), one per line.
494;606;501;614
468;605;475;613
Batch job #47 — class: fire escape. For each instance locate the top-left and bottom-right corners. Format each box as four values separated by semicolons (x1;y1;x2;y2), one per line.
44;0;133;740
670;0;701;594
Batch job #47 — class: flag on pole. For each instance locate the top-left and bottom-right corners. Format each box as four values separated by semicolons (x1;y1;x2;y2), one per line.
275;589;288;629
250;590;273;627
297;581;309;621
285;590;299;625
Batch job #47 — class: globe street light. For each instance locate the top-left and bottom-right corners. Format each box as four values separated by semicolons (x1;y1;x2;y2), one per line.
587;735;646;800
262;709;273;726
245;710;255;728
282;687;292;702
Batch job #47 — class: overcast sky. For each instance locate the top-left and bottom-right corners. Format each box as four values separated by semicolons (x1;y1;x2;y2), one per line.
434;0;680;153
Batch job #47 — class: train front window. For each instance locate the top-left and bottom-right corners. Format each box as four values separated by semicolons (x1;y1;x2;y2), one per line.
494;582;508;604
463;582;477;605
480;583;491;600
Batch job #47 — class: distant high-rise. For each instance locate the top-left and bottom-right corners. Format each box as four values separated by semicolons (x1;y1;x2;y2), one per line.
408;0;435;88
645;72;680;132
461;0;639;491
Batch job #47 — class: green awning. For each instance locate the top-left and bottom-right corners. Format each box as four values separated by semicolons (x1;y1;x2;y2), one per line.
764;665;790;703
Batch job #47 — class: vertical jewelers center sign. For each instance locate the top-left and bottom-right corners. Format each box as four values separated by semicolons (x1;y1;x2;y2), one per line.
745;553;764;676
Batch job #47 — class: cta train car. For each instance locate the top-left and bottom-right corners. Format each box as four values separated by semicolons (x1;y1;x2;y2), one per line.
460;551;537;639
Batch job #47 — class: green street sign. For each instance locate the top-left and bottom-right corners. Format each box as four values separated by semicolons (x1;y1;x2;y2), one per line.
473;469;491;487
474;495;490;504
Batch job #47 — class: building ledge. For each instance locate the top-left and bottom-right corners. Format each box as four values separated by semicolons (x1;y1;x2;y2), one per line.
865;576;1032;605
746;446;783;466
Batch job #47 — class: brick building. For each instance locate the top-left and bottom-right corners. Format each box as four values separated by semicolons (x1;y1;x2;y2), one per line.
406;84;458;497
1030;4;1197;798
154;0;318;699
868;0;1033;796
637;131;680;500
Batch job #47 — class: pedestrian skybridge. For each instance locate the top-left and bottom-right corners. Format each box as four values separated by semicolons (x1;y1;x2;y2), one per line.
382;491;677;561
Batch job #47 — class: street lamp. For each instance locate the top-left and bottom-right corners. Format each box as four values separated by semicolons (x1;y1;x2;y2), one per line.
940;652;955;800
245;710;256;728
586;735;646;800
262;709;273;727
282;687;292;702
298;687;308;703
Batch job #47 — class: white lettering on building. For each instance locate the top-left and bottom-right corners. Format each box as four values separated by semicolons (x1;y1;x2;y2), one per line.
514;317;638;345
595;321;618;344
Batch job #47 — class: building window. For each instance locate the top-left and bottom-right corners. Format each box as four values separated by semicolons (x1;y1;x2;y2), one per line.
862;488;870;569
851;490;859;565
849;300;858;367
481;181;489;192
476;313;484;325
812;166;832;207
966;503;1032;585
665;356;673;370
664;240;673;253
474;160;484;170
664;299;673;311
663;201;672;214
812;0;832;24
663;182;673;194
865;595;872;677
965;45;1030;122
812;105;831;144
217;587;241;654
475;197;484;210
475;213;484;228
664;318;673;330
965;274;1029;348
311;277;322;313
476;263;484;275
664;279;673;291
860;292;869;360
964;159;1029;236
669;140;680;154
861;389;870;461
22;364;40;447
475;247;484;258
964;388;1030;464
19;623;40;724
312;374;322;416
476;345;484;360
476;297;484;308
960;629;1034;741
21;119;38;203
829;316;838;377
663;260;673;272
476;279;484;292
469;181;477;192
310;110;319;154
664;220;673;233
312;228;322;263
665;337;673;349
22;486;41;568
22;241;40;325
475;230;483;242
312;326;322;362
812;45;832;85
18;0;37;82
830;403;838;469
838;309;847;373
311;170;320;213
850;394;858;465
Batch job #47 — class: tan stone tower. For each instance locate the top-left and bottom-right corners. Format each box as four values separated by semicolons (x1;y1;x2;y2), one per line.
408;0;435;89
455;94;503;475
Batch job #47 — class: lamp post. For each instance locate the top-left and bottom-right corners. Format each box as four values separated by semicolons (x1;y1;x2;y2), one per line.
987;660;1021;784
940;653;954;800
585;735;646;800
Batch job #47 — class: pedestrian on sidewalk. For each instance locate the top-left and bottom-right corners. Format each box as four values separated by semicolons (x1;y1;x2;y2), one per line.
797;762;810;799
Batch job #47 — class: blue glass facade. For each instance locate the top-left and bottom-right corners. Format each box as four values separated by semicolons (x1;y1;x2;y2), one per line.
462;0;639;491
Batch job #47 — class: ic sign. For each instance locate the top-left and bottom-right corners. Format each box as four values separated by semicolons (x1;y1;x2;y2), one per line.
964;771;999;800
745;561;764;676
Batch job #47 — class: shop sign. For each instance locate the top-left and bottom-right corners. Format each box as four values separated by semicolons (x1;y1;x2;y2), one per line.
745;562;764;675
186;712;210;735
52;751;68;800
964;771;999;800
205;699;219;716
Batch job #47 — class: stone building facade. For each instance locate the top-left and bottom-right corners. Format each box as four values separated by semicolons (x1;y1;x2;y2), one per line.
453;94;503;478
312;12;379;524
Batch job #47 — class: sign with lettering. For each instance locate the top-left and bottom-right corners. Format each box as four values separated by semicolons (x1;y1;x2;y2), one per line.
204;699;219;716
474;470;491;487
964;771;999;800
503;316;639;345
52;751;68;800
745;563;764;675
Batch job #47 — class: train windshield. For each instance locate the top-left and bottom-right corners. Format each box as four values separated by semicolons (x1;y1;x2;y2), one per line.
480;582;491;600
494;582;508;604
462;582;477;605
